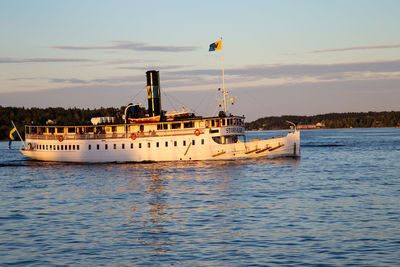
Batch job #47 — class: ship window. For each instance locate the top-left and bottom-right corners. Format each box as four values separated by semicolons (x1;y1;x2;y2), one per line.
114;144;116;149
69;145;72;150
131;143;133;149
46;145;48;150
147;143;151;148
222;119;226;126
165;141;168;147
73;145;76;150
163;124;168;130
112;126;117;132
201;139;204;145
184;122;194;128
77;145;79;150
68;127;75;133
97;144;100;150
174;141;177;147
140;125;144;131
122;143;125;149
211;120;215;127
61;145;63;150
171;123;181;129
183;140;186;146
105;144;108;150
192;140;195;145
57;145;59;150
157;124;162;130
139;143;142;148
57;127;64;134
89;145;91;150
156;142;159;148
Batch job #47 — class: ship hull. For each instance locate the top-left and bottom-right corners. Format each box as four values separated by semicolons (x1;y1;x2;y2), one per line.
20;131;300;163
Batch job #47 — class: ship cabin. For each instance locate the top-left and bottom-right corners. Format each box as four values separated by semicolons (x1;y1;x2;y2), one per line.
24;115;246;145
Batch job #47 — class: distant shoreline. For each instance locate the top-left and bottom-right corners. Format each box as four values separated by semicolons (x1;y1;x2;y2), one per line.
245;111;400;131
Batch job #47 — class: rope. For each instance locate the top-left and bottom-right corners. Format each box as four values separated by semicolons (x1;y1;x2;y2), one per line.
162;91;179;112
163;90;199;115
126;85;146;106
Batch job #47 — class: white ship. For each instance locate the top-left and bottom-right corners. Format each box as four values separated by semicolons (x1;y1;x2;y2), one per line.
20;70;300;163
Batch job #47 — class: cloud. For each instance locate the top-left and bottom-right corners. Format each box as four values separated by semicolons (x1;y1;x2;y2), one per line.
309;44;400;53
52;41;198;52
119;64;193;71
163;59;400;80
0;57;93;64
50;78;88;84
7;59;400;92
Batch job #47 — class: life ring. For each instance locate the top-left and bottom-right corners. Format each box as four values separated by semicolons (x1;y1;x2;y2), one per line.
130;133;137;140
58;136;64;142
194;129;200;136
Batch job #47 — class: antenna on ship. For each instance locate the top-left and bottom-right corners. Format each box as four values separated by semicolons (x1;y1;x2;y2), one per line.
209;37;229;114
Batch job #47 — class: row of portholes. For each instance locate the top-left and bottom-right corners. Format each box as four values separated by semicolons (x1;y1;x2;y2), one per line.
88;139;206;151
35;144;79;151
34;139;206;152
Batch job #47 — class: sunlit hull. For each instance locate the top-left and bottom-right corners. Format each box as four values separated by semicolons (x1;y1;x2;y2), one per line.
21;130;299;163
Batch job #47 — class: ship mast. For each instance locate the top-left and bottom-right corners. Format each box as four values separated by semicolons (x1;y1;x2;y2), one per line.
220;38;227;113
210;38;229;114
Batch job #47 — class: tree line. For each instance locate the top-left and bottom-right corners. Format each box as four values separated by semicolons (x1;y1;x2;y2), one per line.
245;111;400;130
1;106;400;140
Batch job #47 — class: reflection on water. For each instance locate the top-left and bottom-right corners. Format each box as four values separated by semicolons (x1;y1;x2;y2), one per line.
1;129;400;266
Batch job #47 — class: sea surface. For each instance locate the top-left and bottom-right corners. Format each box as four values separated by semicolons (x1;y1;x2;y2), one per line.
1;128;400;266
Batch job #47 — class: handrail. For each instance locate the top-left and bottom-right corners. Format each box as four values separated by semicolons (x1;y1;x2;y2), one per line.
25;128;207;140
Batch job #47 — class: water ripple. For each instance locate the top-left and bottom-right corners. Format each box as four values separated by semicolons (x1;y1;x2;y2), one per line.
1;129;400;265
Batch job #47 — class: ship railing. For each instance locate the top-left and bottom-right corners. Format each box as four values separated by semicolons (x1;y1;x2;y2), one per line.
25;128;206;140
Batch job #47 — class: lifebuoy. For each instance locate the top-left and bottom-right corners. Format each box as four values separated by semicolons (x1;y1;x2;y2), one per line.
130;133;137;140
58;136;64;142
194;129;200;136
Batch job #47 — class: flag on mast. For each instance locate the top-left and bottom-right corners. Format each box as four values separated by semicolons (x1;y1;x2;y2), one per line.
209;40;222;51
9;123;18;148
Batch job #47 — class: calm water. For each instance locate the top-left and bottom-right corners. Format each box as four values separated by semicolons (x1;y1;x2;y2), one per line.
1;128;400;266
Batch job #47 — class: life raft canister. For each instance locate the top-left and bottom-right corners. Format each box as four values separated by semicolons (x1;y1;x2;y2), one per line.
194;129;200;136
130;133;137;140
58;136;64;142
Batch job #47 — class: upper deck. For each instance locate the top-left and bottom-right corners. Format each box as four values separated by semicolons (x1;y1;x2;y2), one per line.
25;116;245;141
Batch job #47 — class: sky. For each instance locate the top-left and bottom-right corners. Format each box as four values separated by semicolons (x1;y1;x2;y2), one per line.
1;0;400;121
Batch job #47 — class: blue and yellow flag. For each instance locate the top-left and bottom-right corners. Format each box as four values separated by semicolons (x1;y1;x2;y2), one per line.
209;40;222;51
9;124;19;148
10;124;18;141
